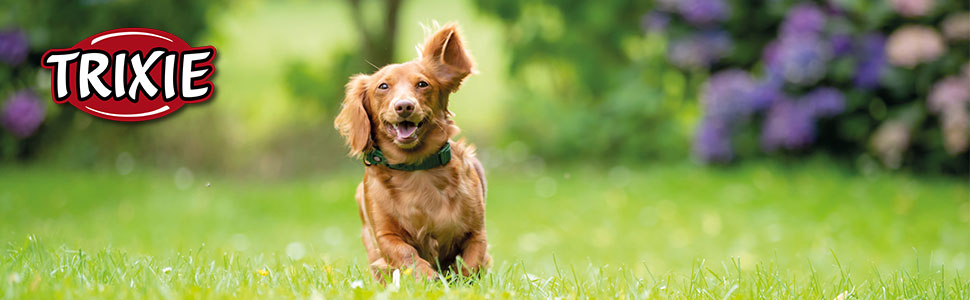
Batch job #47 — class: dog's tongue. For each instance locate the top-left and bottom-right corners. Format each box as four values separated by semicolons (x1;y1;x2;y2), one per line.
394;122;418;139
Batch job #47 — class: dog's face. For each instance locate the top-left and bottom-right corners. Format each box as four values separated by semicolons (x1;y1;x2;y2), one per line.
336;24;474;158
368;63;439;148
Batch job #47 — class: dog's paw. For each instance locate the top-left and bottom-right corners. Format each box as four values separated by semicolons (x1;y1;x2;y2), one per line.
369;258;393;283
413;261;439;281
452;254;491;277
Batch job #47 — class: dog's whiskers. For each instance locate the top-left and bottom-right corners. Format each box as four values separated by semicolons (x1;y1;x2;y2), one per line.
363;59;380;71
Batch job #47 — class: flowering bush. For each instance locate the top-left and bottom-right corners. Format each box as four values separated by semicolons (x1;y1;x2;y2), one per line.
0;27;47;157
651;0;969;172
1;90;45;139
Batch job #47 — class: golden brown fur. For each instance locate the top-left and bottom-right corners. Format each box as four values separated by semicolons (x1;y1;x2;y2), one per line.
334;23;490;280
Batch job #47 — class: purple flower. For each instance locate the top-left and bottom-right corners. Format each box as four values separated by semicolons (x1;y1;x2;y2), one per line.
701;69;759;120
780;3;827;36
853;34;887;89
750;80;782;111
1;90;45;139
678;0;730;26
0;28;28;66
761;99;816;151
667;31;733;69
829;34;853;56
801;87;845;117
765;35;831;86
693;118;734;163
641;11;671;33
762;39;781;71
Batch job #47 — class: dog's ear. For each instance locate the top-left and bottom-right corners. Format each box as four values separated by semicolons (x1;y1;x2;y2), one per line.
421;23;475;91
334;74;372;158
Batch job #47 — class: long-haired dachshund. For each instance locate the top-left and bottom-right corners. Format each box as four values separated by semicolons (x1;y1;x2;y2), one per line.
334;23;489;281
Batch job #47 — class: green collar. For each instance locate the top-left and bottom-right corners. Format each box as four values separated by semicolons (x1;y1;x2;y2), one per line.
363;143;452;171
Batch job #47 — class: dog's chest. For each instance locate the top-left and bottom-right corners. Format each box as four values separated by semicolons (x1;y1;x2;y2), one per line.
387;170;471;244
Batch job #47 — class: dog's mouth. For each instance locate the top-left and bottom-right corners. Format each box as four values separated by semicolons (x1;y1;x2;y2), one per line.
387;120;425;145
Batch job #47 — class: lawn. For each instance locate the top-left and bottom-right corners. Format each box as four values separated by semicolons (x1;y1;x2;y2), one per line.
0;161;967;299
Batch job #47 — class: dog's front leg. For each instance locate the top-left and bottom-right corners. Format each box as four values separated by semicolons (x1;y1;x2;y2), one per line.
455;230;490;276
375;232;437;280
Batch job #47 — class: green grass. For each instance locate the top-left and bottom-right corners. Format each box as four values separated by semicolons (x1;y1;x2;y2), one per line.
1;161;968;299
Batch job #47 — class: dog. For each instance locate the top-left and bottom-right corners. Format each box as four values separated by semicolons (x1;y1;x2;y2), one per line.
334;23;490;281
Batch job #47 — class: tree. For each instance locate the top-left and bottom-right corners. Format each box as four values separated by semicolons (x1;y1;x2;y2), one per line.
346;0;404;67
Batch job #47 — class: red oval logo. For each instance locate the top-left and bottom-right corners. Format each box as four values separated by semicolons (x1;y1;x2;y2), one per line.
40;28;216;122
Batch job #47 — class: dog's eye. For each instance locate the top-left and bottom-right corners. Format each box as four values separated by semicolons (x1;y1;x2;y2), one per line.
416;81;429;88
378;83;389;90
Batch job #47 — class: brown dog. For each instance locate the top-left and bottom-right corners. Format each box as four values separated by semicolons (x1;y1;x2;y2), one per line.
334;23;490;281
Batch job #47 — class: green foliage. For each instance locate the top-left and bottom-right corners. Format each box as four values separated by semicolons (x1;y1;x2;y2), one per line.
285;0;406;114
284;48;369;114
473;0;694;162
2;0;218;49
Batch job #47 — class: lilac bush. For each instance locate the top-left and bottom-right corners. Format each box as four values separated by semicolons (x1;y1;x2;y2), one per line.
761;98;816;152
766;34;831;86
801;88;845;118
0;26;47;145
678;0;730;26
1;90;45;139
650;0;969;171
780;3;826;36
667;31;732;69
853;34;888;89
701;69;759;120
0;28;28;66
693;117;734;162
0;27;47;144
761;88;845;152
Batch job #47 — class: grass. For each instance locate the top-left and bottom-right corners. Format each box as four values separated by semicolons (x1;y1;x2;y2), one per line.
0;161;968;299
6;0;966;298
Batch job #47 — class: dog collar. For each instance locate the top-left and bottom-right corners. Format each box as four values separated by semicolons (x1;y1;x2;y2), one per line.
363;142;452;171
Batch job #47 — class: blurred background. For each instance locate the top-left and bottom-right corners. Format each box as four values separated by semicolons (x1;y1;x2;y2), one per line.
0;0;967;282
0;0;968;175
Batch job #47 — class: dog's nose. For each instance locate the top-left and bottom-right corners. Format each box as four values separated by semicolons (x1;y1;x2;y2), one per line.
394;99;415;117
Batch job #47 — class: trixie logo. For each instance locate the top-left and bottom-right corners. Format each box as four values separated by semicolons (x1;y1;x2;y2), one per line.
40;28;215;122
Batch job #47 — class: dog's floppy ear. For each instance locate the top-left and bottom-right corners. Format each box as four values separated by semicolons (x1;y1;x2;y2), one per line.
421;23;475;91
334;74;372;158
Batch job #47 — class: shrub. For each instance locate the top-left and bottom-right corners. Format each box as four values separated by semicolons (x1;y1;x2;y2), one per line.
653;0;968;173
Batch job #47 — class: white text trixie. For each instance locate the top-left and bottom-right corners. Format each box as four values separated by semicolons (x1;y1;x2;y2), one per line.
43;48;215;102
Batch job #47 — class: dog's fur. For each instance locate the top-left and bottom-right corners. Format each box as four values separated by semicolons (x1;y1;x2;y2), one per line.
334;23;490;280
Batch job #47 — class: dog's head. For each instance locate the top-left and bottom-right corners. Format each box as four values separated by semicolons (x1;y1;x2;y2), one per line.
335;23;474;160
